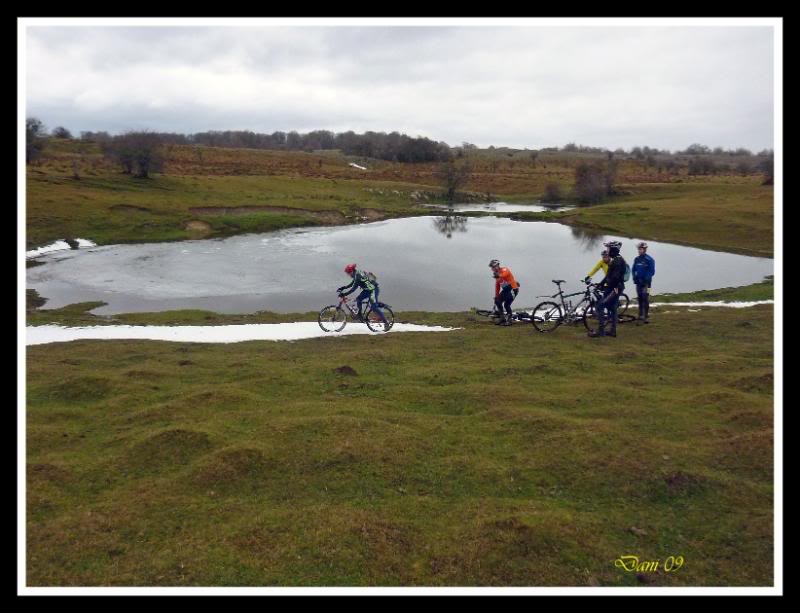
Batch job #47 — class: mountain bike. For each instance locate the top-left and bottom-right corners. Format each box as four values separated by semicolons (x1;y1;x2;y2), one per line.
531;279;629;333
473;307;534;323
581;288;635;335
318;294;395;333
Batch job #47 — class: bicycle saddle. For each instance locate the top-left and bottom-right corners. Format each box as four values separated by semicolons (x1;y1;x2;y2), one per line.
552;279;565;285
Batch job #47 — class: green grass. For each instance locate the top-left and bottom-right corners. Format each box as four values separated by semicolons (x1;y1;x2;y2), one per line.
25;143;776;587
529;183;774;258
27;144;774;259
653;276;774;303
26;299;774;586
26;171;435;247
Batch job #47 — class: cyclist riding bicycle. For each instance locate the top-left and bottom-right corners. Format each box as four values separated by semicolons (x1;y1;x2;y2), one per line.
337;263;386;323
584;249;611;283
489;259;520;326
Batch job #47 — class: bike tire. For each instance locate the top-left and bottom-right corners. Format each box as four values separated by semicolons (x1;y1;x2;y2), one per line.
366;303;395;332
583;304;611;334
583;305;597;333
531;301;563;333
617;293;630;317
573;298;591;323
318;305;347;332
474;309;496;318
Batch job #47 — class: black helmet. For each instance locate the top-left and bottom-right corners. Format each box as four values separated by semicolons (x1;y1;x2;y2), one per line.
604;240;621;257
489;259;500;268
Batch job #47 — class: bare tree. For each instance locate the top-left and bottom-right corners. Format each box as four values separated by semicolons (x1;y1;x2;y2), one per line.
52;126;73;139
573;161;616;205
758;155;774;185
735;160;752;176
688;157;717;176
434;160;472;204
26;117;47;164
103;131;164;178
542;183;563;203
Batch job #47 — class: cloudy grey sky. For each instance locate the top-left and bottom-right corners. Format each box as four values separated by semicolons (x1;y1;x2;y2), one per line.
24;21;777;152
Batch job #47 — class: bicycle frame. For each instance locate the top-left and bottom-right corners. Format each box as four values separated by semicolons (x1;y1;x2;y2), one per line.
339;293;389;324
537;281;600;322
339;294;360;318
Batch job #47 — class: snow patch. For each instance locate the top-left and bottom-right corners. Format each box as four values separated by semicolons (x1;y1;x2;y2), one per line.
348;162;367;170
26;322;459;346
26;238;97;259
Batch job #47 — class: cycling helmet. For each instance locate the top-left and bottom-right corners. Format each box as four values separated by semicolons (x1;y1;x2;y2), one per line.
637;241;648;250
601;249;609;257
489;259;500;268
604;240;622;257
344;263;357;274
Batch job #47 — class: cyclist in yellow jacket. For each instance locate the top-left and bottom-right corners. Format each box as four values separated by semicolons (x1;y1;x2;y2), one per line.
584;249;611;283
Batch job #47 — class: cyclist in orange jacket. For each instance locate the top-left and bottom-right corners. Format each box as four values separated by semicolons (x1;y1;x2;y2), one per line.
489;259;520;326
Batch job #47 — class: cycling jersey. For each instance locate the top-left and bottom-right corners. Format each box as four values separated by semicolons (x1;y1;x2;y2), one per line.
494;267;519;296
632;253;656;285
338;270;375;295
587;259;609;278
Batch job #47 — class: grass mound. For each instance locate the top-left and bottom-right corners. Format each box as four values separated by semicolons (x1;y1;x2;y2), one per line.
126;429;213;472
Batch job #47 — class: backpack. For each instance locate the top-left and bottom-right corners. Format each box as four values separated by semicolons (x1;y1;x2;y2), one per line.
364;271;378;285
623;261;631;282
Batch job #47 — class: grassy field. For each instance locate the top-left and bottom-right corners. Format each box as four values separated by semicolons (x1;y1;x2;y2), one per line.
653;276;774;303
26;169;434;247
509;182;774;258
25;141;776;587
27;141;774;257
25;282;775;587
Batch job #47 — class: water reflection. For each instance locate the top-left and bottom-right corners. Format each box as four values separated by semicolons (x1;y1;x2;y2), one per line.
27;216;773;314
432;211;469;239
570;226;606;252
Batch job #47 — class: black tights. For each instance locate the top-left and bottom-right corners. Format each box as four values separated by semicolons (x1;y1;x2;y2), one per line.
494;286;518;316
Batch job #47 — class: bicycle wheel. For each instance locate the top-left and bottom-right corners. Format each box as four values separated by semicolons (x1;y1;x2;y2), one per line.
531;301;563;332
583;304;609;334
474;309;495;318
318;305;347;332
366;303;395;332
573;298;591;322
617;293;630;317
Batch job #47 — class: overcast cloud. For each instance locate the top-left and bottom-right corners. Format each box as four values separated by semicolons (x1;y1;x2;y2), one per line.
24;22;776;151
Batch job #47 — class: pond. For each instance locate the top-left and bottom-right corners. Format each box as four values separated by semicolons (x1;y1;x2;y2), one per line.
27;215;773;315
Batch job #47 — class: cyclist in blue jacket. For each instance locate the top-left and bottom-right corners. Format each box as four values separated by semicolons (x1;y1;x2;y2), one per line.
632;242;656;324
